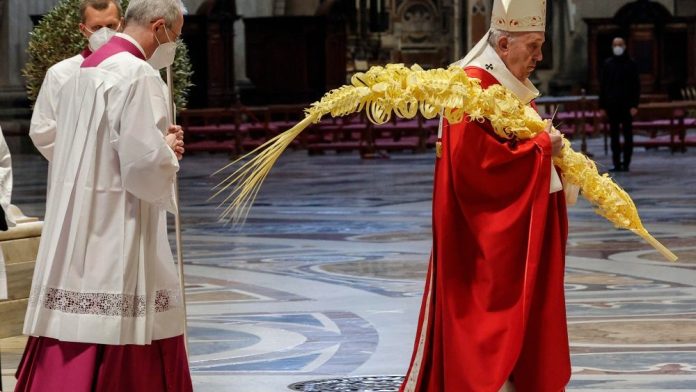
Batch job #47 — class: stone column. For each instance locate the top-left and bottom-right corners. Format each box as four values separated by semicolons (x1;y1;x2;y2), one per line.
234;0;274;83
183;0;207;13
0;0;8;87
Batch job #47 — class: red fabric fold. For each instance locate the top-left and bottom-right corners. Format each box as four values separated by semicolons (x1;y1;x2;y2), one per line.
401;66;570;392
14;335;192;392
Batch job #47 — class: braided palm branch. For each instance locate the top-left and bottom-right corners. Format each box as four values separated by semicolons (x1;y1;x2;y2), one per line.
211;64;676;262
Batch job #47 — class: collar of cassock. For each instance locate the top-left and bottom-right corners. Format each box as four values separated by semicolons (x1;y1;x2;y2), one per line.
114;33;147;59
467;44;540;105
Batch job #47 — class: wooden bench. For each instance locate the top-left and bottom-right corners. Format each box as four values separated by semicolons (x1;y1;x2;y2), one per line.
306;113;371;155
178;108;239;154
536;95;603;155
630;101;696;153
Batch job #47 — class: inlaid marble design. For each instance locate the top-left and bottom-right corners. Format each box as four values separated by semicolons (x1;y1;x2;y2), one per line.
2;135;696;391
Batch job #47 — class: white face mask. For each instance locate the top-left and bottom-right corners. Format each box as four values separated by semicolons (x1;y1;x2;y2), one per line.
612;46;625;56
87;27;117;51
148;26;177;70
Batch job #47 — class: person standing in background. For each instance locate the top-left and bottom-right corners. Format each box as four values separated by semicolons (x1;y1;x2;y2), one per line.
30;0;124;162
600;37;640;172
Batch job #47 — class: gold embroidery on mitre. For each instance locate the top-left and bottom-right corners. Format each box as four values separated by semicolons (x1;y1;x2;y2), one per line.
493;0;546;30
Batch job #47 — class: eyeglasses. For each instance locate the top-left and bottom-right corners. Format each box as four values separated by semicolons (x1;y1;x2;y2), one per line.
150;19;182;41
162;25;183;42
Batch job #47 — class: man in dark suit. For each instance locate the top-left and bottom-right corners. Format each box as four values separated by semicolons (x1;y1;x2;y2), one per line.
600;37;641;172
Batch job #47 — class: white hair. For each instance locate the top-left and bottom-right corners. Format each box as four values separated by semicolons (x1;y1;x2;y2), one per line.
125;0;187;27
487;28;516;49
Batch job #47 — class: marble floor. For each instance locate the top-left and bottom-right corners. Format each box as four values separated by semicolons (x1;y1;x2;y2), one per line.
2;134;696;391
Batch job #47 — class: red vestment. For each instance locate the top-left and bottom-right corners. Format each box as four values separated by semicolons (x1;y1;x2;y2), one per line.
400;67;570;392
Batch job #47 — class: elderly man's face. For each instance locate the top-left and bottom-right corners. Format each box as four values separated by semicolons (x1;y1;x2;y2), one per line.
498;31;545;81
80;2;123;38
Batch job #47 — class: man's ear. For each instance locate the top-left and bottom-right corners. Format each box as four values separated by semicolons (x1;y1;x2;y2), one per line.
498;36;509;52
151;18;165;33
78;23;89;39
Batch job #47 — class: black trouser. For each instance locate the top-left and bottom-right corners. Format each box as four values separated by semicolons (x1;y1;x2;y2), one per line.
607;107;633;169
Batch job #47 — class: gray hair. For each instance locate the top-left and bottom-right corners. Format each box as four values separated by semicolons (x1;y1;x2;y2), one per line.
125;0;187;27
487;28;516;49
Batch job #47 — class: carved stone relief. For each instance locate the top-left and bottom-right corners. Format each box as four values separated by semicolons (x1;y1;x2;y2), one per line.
397;0;439;45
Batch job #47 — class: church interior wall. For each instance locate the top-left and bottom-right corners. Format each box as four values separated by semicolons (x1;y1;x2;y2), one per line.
285;0;321;16
1;0;693;105
183;0;206;13
233;0;274;86
0;0;8;88
676;0;696;16
1;0;60;89
535;0;682;96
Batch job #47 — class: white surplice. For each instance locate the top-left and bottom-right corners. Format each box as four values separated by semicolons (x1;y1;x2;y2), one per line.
23;34;183;345
30;54;87;161
0;125;12;299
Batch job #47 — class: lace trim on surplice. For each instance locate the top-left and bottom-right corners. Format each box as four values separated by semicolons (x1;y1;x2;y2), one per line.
29;286;181;317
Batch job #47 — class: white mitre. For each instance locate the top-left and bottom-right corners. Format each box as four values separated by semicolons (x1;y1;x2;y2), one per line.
456;0;547;67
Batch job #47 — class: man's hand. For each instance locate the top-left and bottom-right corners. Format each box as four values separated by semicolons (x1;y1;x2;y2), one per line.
165;125;185;160
550;132;563;157
546;120;563;157
630;107;638;116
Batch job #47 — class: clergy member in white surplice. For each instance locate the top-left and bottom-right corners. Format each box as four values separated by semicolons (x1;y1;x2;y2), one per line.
16;1;191;390
0;125;13;300
30;0;123;162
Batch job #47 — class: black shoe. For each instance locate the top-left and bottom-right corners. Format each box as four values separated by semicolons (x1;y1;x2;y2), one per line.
623;165;630;172
609;167;622;172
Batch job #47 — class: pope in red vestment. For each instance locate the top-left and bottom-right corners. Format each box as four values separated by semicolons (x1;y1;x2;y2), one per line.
400;63;571;392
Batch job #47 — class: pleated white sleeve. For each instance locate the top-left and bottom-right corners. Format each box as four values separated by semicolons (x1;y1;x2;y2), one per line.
109;74;179;214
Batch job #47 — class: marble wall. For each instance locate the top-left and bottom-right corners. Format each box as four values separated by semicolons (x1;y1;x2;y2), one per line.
0;0;60;88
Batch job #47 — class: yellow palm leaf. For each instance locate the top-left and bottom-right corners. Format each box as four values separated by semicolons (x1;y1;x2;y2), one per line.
211;64;677;262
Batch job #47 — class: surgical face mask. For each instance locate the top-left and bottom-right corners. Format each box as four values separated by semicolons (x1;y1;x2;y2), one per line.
87;26;117;51
612;45;625;56
148;26;177;70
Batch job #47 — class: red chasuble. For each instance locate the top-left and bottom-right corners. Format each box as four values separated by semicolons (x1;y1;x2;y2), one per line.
400;67;570;392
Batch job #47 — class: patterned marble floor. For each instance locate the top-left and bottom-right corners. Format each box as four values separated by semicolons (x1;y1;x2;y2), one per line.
2;134;696;391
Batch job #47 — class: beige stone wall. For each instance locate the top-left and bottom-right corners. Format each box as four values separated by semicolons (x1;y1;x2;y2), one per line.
0;220;42;338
